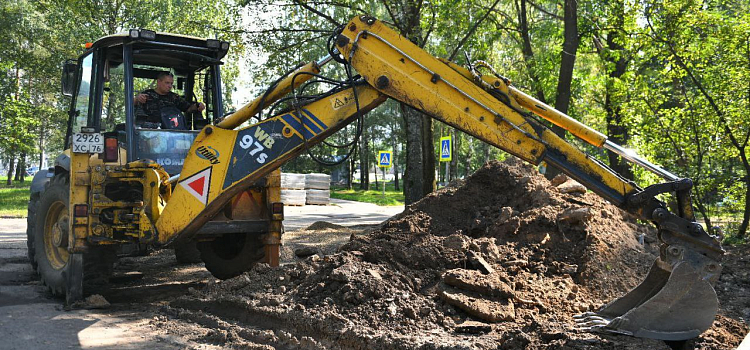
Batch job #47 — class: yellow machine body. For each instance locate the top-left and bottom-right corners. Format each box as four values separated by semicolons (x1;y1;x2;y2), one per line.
45;16;722;341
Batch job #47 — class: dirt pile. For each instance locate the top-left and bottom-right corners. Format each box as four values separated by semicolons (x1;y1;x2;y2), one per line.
170;160;747;349
369;158;655;301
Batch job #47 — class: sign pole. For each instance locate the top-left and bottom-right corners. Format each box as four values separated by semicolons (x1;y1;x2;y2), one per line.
382;167;386;195
445;161;449;184
439;135;452;187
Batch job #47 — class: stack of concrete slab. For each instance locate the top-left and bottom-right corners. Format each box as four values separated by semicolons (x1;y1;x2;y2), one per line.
305;173;330;205
280;173;306;206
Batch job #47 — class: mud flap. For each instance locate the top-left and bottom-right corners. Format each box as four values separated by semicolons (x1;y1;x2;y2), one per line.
575;252;720;341
65;253;83;305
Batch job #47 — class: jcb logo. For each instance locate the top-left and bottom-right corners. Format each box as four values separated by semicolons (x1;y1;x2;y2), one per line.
196;146;220;164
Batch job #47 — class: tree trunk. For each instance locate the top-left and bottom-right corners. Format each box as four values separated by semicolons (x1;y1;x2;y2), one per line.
391;0;435;204
372;137;378;190
464;137;474;177
6;157;15;186
391;141;400;192
741;176;750;237
602;5;634;180
402;104;425;204
347;152;355;190
39;109;46;169
359;129;370;190
449;129;458;181
389;120;401;191
518;0;547;103
15;153;26;182
14;159;22;182
482;141;491;163
693;196;715;236
547;0;579;180
421;113;435;195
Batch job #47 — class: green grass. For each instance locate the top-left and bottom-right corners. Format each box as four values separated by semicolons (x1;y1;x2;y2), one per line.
331;183;404;206
0;177;30;218
718;221;749;246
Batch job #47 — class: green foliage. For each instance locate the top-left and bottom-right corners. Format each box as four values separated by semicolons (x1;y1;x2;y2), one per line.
0;0;746;231
0;96;40;156
623;0;750;233
0;0;245;167
721;222;749;246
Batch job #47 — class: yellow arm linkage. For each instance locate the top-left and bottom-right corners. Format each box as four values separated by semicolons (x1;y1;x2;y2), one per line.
217;59;328;130
336;16;636;205
157;15;639;245
155;15;720;341
155;84;386;245
335;17;723;341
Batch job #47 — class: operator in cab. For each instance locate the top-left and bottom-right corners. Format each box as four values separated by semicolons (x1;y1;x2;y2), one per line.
134;72;205;129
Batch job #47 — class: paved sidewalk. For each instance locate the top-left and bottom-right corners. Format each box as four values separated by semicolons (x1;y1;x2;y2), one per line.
0;199;403;349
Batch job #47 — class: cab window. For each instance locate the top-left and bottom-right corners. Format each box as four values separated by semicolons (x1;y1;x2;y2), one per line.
102;60;126;131
72;53;93;133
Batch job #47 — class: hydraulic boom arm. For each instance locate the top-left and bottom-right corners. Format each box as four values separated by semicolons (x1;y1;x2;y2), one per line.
155;15;722;341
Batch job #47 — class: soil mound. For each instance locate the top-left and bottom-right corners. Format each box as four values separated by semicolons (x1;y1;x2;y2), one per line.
306;221;348;231
174;159;746;349
372;159;655;300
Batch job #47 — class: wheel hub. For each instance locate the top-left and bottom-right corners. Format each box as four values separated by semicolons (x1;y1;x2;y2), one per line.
44;201;70;270
52;217;69;248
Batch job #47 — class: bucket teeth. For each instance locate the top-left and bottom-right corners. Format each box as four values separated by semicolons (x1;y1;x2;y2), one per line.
572;253;721;341
573;314;630;335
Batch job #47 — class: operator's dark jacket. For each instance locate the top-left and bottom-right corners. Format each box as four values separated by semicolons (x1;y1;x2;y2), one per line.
135;89;192;124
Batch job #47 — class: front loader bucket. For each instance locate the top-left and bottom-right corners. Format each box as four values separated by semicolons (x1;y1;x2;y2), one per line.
575;254;720;341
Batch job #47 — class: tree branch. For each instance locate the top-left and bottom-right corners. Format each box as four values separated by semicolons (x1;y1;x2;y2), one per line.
292;0;341;27
422;0;437;46
526;0;563;21
448;0;503;61
382;0;402;33
276;34;330;51
645;13;742;152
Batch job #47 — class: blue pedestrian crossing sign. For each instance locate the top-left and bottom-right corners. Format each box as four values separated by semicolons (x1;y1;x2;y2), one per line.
440;136;451;162
378;151;392;168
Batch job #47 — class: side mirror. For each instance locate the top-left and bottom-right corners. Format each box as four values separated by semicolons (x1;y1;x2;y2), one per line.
61;60;78;97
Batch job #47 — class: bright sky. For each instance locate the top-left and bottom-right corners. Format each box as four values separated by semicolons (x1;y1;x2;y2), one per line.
230;7;279;108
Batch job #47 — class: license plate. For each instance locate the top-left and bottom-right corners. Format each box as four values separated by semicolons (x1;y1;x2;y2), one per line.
72;132;104;153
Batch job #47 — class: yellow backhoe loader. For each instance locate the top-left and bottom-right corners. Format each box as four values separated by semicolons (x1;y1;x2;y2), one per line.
27;16;722;341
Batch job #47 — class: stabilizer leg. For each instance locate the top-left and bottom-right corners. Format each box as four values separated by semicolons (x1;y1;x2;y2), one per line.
65;253;83;305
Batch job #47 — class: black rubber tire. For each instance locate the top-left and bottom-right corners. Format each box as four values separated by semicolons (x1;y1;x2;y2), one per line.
34;174;116;297
197;233;265;280
27;192;40;271
173;240;202;264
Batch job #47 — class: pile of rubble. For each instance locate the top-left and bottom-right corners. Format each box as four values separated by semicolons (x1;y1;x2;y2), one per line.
169;159;746;349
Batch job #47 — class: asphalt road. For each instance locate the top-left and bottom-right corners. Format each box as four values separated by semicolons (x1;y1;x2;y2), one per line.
0;199;403;349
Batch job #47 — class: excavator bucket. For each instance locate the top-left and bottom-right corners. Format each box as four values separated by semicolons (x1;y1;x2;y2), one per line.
574;250;721;341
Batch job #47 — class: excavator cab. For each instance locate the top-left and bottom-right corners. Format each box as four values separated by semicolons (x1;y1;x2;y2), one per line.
61;29;228;174
29;30;281;304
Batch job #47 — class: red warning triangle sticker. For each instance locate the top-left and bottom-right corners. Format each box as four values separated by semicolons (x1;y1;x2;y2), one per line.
179;167;212;205
188;177;205;194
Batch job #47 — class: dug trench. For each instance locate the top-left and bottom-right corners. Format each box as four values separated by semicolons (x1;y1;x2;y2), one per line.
132;159;746;349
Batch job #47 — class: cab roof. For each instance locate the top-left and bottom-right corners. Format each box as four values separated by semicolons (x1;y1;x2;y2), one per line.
84;29;230;69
